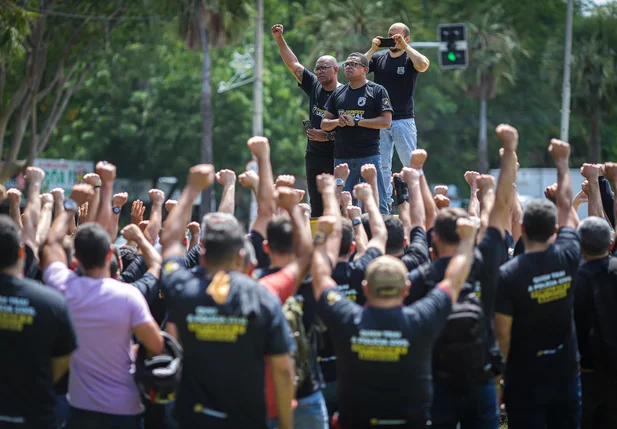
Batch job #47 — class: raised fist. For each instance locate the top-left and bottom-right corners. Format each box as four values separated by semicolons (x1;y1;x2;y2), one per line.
70;184;95;207
317;174;335;194
7;189;22;204
402;167;420;184
433;185;448;196
25;167;45;184
340;191;352;208
495;124;518;152
476;174;496;193
360;164;377;181
187;221;201;237
434;194;450;210
276;175;296;188
132;200;146;224
238;170;259;189
247;136;270;159
456;217;478;240
51;188;65;202
121;224;144;243
187;164;215;191
78;203;88;225
148;189;165;205
40;193;53;205
548;139;570;162
276;187;298;211
216;169;237;187
410;149;428;170
544;183;558;203
347;205;362;220
334;163;350;182
317;215;337;236
580;163;601;180
83;173;101;187
464;171;479;187
271;24;284;39
95;161;116;183
113;192;129;208
604;162;617;183
353;183;373;202
165;199;178;213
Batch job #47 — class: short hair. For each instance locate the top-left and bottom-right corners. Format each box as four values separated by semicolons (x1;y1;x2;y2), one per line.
0;215;20;270
365;256;407;298
119;246;138;272
74;223;112;270
348;52;369;67
266;217;294;255
578;216;612;257
361;214;372;240
200;212;245;265
340;218;354;256
390;22;410;37
434;208;469;245
522;199;557;243
384;215;405;254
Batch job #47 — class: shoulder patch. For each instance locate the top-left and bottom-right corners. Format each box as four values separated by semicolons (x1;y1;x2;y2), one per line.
163;260;180;275
326;290;342;306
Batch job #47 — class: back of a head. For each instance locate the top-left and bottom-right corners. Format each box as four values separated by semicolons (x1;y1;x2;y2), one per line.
522;199;557;243
340;218;354;257
266;217;294;255
365;256;407;298
0;215;20;271
384;215;404;255
74;223;111;270
200;212;245;265
578;216;612;257
434;208;468;245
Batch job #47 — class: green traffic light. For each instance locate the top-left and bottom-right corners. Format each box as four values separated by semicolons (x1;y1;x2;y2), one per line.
447;52;457;62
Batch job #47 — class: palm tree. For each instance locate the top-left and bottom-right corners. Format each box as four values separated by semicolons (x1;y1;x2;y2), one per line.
569;5;617;162
454;6;527;173
181;0;251;216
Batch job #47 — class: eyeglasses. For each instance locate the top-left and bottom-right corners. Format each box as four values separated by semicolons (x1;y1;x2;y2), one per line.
343;61;365;69
313;65;334;73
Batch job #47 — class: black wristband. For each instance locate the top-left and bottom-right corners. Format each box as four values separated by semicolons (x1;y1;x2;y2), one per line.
393;176;410;206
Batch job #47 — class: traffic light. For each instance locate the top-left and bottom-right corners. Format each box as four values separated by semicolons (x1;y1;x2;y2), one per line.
438;23;468;69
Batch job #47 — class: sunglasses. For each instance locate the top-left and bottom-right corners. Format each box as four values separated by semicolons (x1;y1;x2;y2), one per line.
314;65;334;73
343;61;366;69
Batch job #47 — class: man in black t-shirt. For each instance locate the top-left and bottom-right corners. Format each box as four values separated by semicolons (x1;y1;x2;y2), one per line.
495;139;581;429
366;23;430;210
160;160;295;429
272;24;340;218
312;210;478;429
321;52;393;214
0;215;78;429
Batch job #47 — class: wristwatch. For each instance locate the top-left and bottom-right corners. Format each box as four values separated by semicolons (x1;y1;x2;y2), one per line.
313;232;327;245
63;199;79;213
353;118;360;127
112;206;121;215
352;218;362;227
335;178;345;188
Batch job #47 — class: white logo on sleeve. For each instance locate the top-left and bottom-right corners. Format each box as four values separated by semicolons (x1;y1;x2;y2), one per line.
397;66;405;75
357;97;366;107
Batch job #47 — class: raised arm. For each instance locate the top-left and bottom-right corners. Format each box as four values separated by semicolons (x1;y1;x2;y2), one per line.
271;24;305;84
317;174;341;262
35;193;54;255
7;189;23;230
161;164;215;259
121;224;162;278
489;125;519;237
109;192;128;242
464;171;480;217
83;173;101;223
580;163;604;219
604;163;617;242
361;164;380;207
94;162;116;234
354;183;387;253
21;167;45;250
216;169;236;215
411;149;437;230
436;218;478;303
311;216;340;301
144;189;165;245
248;137;275;237
402;167;426;231
548;139;576;229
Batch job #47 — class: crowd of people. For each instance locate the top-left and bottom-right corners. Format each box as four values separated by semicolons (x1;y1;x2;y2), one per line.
0;19;616;429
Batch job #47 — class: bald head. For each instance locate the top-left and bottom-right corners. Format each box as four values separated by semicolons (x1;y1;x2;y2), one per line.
364;256;408;298
317;55;338;67
389;23;410;38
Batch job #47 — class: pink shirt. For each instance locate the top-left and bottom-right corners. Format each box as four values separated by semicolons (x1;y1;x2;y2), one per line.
44;262;153;415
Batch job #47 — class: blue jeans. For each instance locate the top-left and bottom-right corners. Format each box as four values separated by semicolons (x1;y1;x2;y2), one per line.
379;118;418;205
268;391;329;429
65;407;142;429
504;374;581;429
431;380;499;429
334;155;389;214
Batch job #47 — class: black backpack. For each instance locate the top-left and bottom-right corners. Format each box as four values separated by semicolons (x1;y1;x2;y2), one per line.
587;257;617;375
417;255;490;388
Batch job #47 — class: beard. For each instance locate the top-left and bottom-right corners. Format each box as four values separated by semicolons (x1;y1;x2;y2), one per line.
389;47;402;52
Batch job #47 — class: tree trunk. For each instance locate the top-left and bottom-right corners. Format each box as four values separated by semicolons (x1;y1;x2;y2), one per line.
478;96;488;173
590;110;601;163
199;18;213;219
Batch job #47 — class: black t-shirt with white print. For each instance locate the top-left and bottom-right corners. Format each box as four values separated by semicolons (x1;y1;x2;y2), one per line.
324;81;393;159
299;68;335;157
369;50;419;120
495;228;581;386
